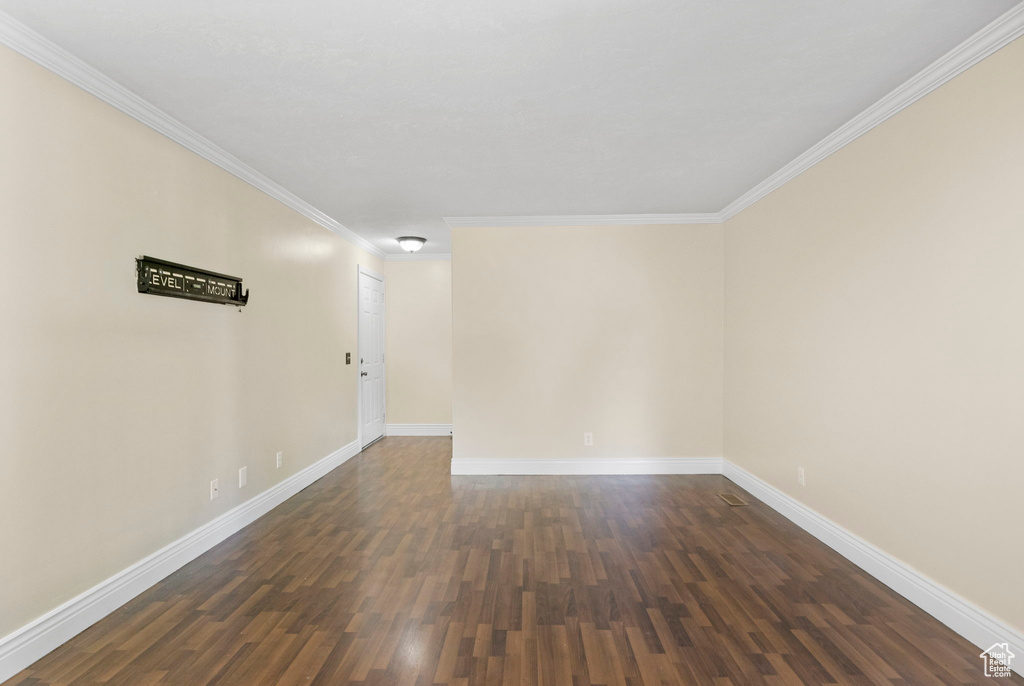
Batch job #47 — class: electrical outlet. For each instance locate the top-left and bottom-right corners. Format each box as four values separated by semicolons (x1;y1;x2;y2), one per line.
276;451;283;469
583;432;593;447
239;466;248;488
797;467;805;486
210;479;219;500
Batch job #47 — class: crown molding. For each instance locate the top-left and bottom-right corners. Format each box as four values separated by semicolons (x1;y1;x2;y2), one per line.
443;3;1024;232
0;10;386;260
5;3;1023;242
719;2;1024;221
443;213;723;228
383;252;452;261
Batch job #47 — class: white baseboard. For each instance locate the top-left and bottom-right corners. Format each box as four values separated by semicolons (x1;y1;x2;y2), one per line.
385;423;453;436
0;440;361;684
450;454;1020;674
3;446;1018;680
450;456;722;475
721;460;1023;676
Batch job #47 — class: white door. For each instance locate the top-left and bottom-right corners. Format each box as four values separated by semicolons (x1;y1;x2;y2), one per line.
358;267;386;447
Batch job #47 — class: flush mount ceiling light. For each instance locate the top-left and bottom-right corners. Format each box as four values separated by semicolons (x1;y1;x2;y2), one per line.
397;236;427;253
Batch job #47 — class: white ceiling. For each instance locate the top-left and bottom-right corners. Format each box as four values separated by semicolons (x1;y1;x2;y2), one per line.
0;0;1016;254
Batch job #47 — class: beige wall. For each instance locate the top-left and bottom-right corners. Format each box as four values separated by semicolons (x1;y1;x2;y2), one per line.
384;260;452;425
724;37;1024;633
0;45;382;637
452;225;723;461
5;17;1021;656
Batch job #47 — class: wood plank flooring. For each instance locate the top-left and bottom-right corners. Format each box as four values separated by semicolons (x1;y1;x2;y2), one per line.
6;437;1016;685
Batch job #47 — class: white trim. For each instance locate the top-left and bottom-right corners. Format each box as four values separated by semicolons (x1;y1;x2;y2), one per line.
444;5;1024;228
450;457;722;475
384;253;452;262
2;446;1018;679
449;453;1022;672
443;214;722;228
356;265;386;449
357;264;386;282
4;5;1023;245
0;440;361;684
5;5;1022;245
721;460;1024;676
718;3;1024;221
386;423;453;436
0;10;386;260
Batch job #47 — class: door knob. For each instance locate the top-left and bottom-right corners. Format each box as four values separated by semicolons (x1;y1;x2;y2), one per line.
361;371;368;377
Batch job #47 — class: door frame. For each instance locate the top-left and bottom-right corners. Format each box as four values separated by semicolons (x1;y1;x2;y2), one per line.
357;264;387;449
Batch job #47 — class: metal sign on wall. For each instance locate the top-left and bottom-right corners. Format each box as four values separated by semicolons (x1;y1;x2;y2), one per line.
136;256;249;306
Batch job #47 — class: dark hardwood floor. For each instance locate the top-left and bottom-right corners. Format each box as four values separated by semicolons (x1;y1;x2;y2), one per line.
6;437;1015;685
